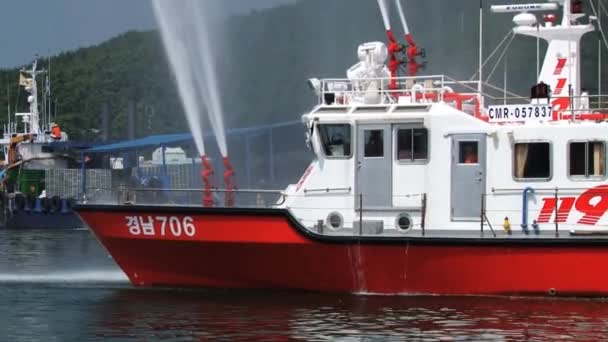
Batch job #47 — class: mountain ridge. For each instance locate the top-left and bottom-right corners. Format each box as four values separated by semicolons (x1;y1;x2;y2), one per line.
0;0;605;141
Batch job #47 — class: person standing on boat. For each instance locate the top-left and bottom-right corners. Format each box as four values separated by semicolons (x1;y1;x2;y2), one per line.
50;122;62;140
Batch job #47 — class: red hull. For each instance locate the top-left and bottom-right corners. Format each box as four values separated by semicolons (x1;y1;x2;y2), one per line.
77;206;608;296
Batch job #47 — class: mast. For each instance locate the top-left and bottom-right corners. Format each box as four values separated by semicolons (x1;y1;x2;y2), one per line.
6;81;9;135
478;0;483;95
47;55;52;131
492;1;593;112
29;59;40;135
599;0;603;104
17;57;46;137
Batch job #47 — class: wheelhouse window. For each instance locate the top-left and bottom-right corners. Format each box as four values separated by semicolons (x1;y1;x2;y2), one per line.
397;128;428;161
364;130;384;157
513;142;551;180
318;124;351;158
569;141;605;178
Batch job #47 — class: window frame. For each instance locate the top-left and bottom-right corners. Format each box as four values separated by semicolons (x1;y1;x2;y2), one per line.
512;140;553;182
394;125;429;164
567;139;607;181
317;123;353;160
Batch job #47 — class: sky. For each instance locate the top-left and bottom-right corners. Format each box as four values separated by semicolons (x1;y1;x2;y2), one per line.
0;0;295;68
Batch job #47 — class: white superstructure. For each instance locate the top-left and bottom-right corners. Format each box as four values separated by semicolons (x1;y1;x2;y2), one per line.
279;0;608;237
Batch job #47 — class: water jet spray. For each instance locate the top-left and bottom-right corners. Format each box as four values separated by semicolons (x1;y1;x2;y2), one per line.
377;0;402;90
395;0;426;76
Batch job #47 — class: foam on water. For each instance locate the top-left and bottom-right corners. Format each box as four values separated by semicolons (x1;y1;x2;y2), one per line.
0;270;128;284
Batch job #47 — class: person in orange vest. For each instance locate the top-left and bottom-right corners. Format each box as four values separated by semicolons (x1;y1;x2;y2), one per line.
50;122;61;140
463;145;478;164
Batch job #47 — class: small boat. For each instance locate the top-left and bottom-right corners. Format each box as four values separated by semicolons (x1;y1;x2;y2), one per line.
76;0;608;296
0;58;91;229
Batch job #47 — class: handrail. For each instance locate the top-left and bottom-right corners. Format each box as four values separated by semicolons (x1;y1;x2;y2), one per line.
318;74;608;117
84;187;285;194
303;187;351;194
492;187;603;193
80;186;287;207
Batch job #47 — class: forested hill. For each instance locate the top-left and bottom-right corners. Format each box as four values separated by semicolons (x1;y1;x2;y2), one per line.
0;0;606;141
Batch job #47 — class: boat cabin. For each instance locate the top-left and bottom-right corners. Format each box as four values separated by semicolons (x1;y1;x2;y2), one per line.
280;0;608;238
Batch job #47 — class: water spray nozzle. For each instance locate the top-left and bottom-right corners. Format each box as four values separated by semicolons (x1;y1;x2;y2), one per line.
201;155;214;207
223;156;235;207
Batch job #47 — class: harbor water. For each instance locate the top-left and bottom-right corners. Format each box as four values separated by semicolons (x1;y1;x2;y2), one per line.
1;229;608;341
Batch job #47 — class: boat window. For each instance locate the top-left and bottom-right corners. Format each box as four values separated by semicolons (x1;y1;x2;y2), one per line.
397;128;428;162
513;142;551;180
458;141;478;164
364;130;384;157
569;141;605;178
318;124;351;158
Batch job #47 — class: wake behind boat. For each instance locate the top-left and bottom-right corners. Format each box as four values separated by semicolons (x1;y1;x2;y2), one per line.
76;0;608;296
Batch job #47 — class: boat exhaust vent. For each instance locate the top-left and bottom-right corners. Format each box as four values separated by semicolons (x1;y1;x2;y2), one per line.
396;213;413;231
326;212;344;230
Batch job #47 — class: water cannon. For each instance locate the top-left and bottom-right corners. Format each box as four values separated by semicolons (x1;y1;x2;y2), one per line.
222;156;235;207
201;155;214;207
395;0;426;76
375;0;427;81
402;58;427;78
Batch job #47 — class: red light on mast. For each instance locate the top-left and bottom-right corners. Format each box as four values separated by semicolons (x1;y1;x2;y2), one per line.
543;14;557;24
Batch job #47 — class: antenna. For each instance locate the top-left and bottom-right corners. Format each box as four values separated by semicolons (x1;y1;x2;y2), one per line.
48;55;52;132
479;0;483;95
6;79;9;133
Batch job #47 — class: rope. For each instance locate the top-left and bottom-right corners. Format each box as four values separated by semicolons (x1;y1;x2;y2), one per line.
600;0;608;20
590;0;608;55
486;33;516;83
469;30;514;81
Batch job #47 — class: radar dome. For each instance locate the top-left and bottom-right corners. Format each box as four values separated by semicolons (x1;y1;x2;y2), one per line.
513;12;537;26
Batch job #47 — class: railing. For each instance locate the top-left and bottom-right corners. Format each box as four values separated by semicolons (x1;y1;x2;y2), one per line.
81;188;429;237
319;75;459;106
80;187;286;208
303;187;352;194
482;186;608;238
484;94;608;114
317;74;608;121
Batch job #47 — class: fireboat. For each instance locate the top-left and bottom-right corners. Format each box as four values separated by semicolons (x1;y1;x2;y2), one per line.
76;0;608;296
